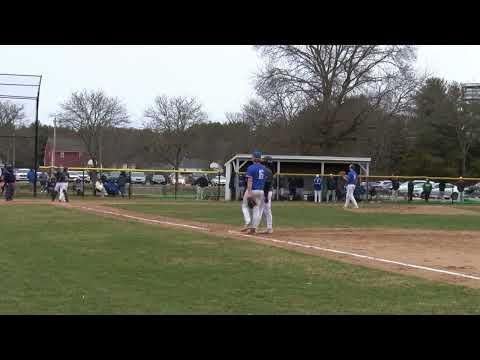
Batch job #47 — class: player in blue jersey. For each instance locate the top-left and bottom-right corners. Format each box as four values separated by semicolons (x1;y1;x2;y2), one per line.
240;150;267;234
258;155;274;234
344;164;359;209
313;174;322;203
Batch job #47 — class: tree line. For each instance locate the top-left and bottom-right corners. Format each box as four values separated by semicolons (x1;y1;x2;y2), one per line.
1;45;480;177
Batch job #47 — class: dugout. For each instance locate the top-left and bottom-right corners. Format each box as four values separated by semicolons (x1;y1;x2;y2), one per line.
224;154;371;201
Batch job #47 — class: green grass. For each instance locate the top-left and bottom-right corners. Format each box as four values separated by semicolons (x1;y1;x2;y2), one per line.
112;201;480;231
2;204;480;314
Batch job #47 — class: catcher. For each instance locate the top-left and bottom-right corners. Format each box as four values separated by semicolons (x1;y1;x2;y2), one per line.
240;150;267;234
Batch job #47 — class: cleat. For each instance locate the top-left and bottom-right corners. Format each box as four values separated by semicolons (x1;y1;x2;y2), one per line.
240;225;251;232
258;228;273;234
247;228;257;235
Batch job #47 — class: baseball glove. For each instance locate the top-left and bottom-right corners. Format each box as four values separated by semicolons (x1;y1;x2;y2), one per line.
247;197;256;209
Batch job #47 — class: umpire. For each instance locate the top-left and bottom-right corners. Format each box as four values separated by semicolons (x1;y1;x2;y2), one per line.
3;165;16;201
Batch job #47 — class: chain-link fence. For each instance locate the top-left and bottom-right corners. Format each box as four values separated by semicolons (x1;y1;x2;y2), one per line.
7;167;226;201
230;172;480;204
4;164;480;204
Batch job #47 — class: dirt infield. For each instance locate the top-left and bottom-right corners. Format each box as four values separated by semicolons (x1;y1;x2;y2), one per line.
39;201;480;289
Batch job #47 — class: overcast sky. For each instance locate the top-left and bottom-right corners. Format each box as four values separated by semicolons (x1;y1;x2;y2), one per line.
1;45;480;127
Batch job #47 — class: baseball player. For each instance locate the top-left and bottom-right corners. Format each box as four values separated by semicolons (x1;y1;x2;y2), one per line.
344;164;359;209
240;150;267;234
313;174;322;203
54;167;69;202
258;155;274;234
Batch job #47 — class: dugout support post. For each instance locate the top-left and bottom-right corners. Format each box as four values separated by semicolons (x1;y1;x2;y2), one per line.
128;170;132;199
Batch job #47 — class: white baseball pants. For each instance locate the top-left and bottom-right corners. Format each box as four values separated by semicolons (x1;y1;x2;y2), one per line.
55;182;68;202
259;190;273;230
242;190;265;229
344;184;358;208
314;190;322;203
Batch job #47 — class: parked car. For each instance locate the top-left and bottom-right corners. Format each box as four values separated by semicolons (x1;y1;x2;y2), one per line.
169;173;186;185
210;175;226;186
151;174;167;185
430;183;459;200
413;182;438;198
130;172;147;184
466;182;480;195
375;180;393;190
104;171;120;182
68;170;91;183
398;180;426;196
15;168;30;181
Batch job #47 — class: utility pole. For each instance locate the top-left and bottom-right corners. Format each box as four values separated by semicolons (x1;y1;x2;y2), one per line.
12;128;15;169
52;117;56;168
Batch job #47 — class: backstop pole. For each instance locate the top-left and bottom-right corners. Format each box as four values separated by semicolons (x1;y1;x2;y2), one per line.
33;75;42;198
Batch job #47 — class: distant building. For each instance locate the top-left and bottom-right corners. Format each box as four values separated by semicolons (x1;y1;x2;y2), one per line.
43;136;89;168
462;83;480;102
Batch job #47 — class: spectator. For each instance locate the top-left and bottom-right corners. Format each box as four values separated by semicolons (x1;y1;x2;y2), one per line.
95;179;108;197
73;178;84;196
27;168;36;190
47;174;57;200
104;179;119;196
407;179;414;202
297;177;305;200
391;176;400;201
39;171;48;193
229;171;236;201
3;165;16;201
326;174;336;203
369;185;378;201
313;174;322;203
62;167;70;202
423;179;432;202
117;171;129;198
0;165;5;195
288;177;296;201
193;174;209;200
438;180;446;201
457;177;466;203
336;172;346;202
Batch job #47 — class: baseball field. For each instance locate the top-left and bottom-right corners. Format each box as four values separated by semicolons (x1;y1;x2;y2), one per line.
3;198;480;314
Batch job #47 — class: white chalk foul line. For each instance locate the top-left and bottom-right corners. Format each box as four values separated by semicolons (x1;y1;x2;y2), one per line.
228;231;480;281
74;205;209;231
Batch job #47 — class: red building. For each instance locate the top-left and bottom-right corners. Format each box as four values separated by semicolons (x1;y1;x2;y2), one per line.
43;136;89;168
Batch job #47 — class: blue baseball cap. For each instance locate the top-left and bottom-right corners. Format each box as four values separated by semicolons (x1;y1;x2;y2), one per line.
252;150;262;159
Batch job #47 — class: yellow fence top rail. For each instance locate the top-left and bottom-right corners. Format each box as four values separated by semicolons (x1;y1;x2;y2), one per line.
236;171;480;181
39;166;221;174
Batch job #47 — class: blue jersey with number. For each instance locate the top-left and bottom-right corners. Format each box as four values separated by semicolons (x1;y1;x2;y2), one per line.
313;177;322;190
347;169;357;185
246;163;266;190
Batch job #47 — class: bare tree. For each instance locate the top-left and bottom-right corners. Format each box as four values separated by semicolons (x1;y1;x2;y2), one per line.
255;45;418;149
0;101;25;128
55;89;129;168
144;95;206;194
0;101;26;164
